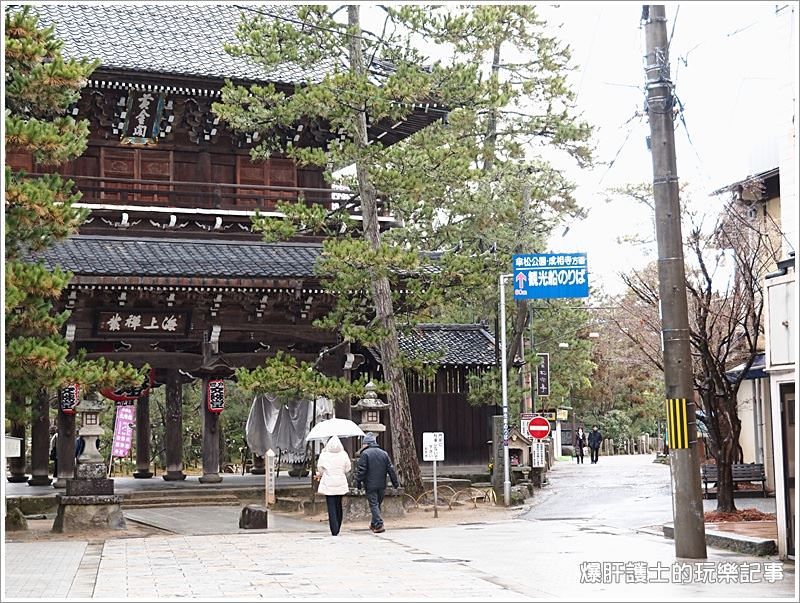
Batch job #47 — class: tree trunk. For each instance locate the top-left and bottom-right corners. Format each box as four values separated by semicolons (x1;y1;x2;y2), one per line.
483;38;532;371
348;4;422;495
27;389;52;485
715;447;737;512
712;398;738;512
7;413;28;483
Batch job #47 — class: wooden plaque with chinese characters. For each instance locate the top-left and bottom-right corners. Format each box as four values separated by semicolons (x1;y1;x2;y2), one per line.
94;310;190;337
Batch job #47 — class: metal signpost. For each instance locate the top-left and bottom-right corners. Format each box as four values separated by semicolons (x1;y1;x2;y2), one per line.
423;432;445;518
499;254;588;506
498;274;512;507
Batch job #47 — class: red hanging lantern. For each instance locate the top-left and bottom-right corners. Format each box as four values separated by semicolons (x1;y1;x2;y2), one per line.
208;379;225;413
60;384;79;414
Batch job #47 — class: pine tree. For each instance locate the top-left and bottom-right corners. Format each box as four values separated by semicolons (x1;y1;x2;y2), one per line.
214;6;593;494
4;7;143;416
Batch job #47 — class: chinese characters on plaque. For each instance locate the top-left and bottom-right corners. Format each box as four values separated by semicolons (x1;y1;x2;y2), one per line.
536;352;550;397
121;91;165;145
95;311;189;336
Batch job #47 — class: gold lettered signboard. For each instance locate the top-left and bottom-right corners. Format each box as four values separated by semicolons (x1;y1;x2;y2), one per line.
95;310;190;337
121;91;165;145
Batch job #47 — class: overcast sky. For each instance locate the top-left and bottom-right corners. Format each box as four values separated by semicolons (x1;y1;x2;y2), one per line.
537;2;798;296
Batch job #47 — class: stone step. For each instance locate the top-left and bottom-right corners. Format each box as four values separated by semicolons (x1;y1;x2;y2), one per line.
125;496;241;509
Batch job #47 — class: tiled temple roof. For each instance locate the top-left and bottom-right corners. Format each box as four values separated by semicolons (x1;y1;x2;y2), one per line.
28;235;321;279
28;4;331;84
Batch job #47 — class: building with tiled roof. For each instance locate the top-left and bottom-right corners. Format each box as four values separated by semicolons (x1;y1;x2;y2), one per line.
29;4;332;84
9;3;459;482
369;324;497;367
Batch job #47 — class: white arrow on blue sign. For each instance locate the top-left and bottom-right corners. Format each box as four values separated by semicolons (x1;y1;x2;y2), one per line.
513;253;589;299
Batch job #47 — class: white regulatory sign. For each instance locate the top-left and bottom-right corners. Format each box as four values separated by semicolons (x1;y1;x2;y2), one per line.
531;441;546;468
422;432;445;462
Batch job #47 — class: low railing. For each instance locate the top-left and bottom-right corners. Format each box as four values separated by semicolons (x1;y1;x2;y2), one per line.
29;173;391;216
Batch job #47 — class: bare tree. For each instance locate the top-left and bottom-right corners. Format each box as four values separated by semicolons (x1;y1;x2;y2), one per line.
611;187;782;511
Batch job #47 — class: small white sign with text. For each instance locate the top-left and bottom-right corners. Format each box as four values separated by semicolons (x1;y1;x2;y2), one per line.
422;432;445;462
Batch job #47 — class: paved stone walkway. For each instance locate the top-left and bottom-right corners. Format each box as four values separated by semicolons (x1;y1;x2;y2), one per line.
4;456;795;600
4;541;87;599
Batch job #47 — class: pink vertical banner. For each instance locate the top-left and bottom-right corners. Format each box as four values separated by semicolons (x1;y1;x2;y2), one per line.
111;405;136;457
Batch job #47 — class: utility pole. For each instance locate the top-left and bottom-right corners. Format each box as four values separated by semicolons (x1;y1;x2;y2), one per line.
643;5;707;559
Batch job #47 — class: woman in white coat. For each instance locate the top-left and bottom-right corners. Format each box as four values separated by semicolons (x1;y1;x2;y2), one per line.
315;435;351;536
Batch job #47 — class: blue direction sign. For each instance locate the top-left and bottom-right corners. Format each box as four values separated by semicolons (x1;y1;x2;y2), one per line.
513;253;589;299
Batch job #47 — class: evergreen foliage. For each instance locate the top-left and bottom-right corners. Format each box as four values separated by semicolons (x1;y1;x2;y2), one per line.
214;5;594;493
4;7;144;418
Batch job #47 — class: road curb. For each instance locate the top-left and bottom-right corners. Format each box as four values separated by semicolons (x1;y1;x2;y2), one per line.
662;523;778;556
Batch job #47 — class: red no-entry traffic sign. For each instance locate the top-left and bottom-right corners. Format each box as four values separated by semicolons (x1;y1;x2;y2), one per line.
527;416;551;440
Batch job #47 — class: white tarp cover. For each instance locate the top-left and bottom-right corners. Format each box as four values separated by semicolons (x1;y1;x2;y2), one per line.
245;394;334;464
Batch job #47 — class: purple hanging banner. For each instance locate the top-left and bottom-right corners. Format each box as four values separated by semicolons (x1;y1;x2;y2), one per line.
111;405;136;458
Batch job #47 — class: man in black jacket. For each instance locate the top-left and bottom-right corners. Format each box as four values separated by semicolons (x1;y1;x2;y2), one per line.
355;433;399;533
588;425;603;464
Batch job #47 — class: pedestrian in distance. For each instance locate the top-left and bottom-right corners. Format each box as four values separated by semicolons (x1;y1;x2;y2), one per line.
49;426;58;476
314;435;351;536
574;427;586;464
588;425;602;464
354;432;399;534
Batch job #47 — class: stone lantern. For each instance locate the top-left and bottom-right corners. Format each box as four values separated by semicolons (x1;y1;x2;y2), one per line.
352;381;389;433
76;391;105;464
52;390;125;533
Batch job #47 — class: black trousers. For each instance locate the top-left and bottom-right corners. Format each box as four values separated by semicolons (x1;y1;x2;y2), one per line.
575;446;584;463
590;447;599;463
325;495;344;535
366;488;385;528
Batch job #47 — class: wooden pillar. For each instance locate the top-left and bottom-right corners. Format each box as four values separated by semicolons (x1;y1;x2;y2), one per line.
435;369;445;431
133;393;153;478
163;369;186;481
28;389;52;486
53;410;76;488
199;377;222;483
251;455;265;475
7;400;28;483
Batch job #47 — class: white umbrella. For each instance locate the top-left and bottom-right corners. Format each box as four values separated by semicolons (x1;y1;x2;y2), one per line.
305;418;366;441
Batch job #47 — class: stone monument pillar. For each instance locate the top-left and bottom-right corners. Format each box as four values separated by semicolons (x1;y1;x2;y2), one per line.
53;393;125;532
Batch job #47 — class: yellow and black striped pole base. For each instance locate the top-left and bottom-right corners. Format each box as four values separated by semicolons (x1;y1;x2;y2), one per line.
666;398;690;449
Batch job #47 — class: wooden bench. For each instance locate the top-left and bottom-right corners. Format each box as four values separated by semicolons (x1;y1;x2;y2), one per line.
700;463;767;498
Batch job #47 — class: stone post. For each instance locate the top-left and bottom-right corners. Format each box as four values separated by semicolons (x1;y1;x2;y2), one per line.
163;369;186;481
133;393;153;478
53;410;76;488
28;389;52;486
7;411;28;483
199;377;222;483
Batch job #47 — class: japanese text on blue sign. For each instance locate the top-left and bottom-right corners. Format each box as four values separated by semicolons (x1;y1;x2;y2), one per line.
513;253;589;299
